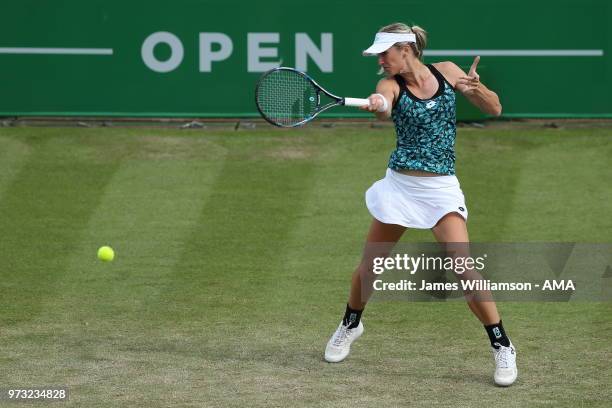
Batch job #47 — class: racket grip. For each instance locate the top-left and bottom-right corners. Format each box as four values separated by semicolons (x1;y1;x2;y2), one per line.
343;97;370;107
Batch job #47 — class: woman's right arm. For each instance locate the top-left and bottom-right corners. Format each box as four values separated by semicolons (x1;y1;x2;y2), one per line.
361;78;397;120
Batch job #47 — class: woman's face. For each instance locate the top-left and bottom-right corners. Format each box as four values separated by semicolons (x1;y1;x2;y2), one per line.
377;45;409;76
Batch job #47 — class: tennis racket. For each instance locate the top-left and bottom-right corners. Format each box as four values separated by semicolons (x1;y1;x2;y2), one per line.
255;67;370;128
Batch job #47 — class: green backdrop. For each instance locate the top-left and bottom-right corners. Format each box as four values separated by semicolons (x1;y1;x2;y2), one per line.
1;0;609;119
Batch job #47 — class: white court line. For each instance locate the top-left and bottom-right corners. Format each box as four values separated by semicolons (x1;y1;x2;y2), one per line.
0;47;113;55
425;49;603;56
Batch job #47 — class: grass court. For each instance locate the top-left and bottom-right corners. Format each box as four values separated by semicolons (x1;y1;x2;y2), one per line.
0;124;610;407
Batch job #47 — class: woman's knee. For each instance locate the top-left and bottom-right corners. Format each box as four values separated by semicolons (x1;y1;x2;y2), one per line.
355;256;382;280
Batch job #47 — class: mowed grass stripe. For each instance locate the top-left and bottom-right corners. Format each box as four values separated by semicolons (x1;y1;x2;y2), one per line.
0;135;31;201
261;130;390;318
501;130;612;241
158;132;319;323
0;130;123;326
454;129;530;242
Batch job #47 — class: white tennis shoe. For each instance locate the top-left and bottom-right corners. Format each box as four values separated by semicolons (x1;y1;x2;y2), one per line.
324;321;364;363
492;341;518;386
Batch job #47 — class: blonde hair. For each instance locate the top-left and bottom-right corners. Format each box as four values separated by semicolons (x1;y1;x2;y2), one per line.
379;22;427;60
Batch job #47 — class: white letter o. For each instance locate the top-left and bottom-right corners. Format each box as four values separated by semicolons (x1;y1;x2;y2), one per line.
142;32;184;73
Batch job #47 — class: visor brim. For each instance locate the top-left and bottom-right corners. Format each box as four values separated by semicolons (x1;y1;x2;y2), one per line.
362;42;395;56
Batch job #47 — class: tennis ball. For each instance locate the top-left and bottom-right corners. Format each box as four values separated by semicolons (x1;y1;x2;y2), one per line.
97;246;115;262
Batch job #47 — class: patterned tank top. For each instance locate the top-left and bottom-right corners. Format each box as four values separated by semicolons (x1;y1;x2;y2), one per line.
388;64;457;175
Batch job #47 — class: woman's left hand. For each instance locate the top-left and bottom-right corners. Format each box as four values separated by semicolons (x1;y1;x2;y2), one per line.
456;56;481;95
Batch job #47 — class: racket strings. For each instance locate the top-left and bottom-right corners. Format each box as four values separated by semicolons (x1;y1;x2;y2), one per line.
256;70;318;127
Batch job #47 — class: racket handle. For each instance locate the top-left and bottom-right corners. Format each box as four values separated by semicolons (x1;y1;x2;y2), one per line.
343;97;370;107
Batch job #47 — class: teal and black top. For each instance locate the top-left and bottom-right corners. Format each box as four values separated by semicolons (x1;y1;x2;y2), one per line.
388;64;457;175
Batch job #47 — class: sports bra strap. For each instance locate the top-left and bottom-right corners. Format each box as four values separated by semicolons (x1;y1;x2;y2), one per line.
427;64;454;89
394;64;453;92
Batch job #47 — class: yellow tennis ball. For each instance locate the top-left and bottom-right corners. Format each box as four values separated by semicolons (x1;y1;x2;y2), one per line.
97;246;115;262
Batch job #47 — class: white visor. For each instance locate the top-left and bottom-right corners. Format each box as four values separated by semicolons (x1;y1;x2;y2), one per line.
362;32;416;56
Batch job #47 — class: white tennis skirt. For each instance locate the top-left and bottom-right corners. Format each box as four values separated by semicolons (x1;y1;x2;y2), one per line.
365;168;468;229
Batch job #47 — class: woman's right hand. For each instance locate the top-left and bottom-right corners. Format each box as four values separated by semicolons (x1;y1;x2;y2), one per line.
360;93;388;113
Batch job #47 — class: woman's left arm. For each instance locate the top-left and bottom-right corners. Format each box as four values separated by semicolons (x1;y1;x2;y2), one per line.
436;57;502;116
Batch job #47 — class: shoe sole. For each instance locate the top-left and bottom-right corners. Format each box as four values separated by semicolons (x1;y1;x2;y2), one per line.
494;369;518;387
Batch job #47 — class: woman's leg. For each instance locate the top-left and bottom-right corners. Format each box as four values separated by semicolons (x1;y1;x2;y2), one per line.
430;213;500;324
349;218;406;309
431;212;517;386
325;218;405;363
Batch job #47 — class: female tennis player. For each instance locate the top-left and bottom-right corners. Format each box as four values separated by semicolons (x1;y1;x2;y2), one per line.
324;23;517;386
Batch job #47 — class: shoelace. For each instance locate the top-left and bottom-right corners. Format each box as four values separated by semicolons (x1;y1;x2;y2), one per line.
494;345;511;368
332;325;351;347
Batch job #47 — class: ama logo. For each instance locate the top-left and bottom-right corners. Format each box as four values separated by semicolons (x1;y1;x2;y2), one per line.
542;280;575;290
